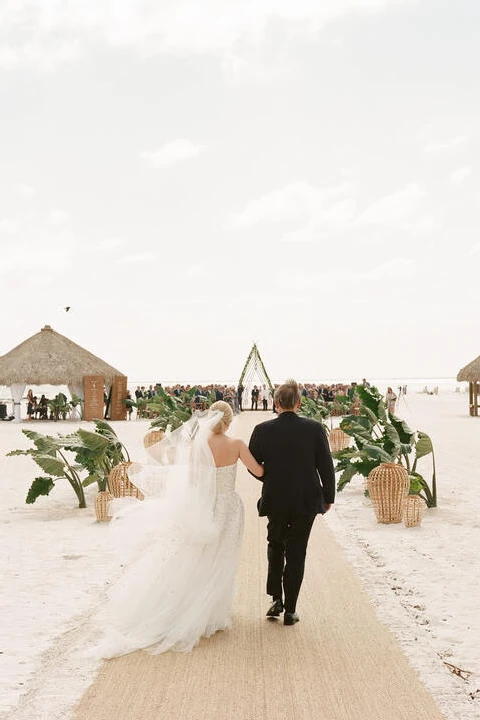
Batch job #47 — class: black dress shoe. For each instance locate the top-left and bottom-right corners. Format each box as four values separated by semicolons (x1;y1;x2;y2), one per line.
284;612;300;626
266;599;284;617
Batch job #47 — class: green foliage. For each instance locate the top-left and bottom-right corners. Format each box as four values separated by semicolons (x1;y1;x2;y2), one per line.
26;477;55;504
149;387;199;431
7;419;131;507
333;385;437;507
48;392;71;421
298;397;329;432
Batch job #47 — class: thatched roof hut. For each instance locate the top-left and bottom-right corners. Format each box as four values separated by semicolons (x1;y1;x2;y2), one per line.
0;325;124;386
457;355;480;416
0;326;125;421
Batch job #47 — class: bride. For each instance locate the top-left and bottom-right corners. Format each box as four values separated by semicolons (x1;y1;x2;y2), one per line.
96;401;264;658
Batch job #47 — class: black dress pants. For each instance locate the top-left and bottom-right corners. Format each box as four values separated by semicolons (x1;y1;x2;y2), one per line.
266;513;316;613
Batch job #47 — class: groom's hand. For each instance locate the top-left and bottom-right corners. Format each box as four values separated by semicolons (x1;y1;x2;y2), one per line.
324;503;332;513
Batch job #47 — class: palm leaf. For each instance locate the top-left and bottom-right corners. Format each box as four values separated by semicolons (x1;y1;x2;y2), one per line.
415;431;434;459
26;477;55;504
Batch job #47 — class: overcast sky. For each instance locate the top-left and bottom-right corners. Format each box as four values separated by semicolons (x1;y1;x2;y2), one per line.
1;0;478;383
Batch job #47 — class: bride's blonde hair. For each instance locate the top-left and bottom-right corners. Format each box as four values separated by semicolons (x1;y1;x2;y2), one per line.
209;401;234;434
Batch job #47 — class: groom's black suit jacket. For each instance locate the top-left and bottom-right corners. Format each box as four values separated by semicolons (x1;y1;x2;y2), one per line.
249;411;335;517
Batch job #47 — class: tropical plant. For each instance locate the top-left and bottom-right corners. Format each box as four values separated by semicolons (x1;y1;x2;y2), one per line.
8;430;87;507
48;392;70;421
333;385;437;507
7;420;132;506
148;386;198;431
63;419;131;492
298;396;330;432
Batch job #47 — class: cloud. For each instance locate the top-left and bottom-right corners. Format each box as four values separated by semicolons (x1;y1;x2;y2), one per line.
0;36;83;72
229;179;429;239
14;182;35;196
467;242;480;257
185;265;203;278
140;139;207;168
0;0;418;71
117;251;156;265
98;237;124;251
227;180;354;230
355;183;426;228
362;257;416;280
424;135;467;154
450;166;473;186
48;209;69;225
0;218;18;234
0;232;76;274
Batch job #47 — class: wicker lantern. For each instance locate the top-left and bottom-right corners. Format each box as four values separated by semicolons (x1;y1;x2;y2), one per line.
109;461;144;500
329;428;350;453
403;495;425;528
94;490;114;522
143;429;165;449
366;462;409;524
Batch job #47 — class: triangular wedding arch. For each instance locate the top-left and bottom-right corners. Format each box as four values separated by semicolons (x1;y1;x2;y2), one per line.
238;343;274;393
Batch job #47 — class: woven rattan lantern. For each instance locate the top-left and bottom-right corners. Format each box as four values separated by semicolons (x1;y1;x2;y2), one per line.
403;495;425;528
109;461;145;500
367;462;409;524
329;428;350;453
143;429;165;449
94;490;114;522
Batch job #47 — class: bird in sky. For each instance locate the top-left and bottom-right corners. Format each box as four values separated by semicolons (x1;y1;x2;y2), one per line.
64;306;71;312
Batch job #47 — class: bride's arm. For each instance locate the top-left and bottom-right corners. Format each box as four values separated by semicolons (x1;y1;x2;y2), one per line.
238;440;264;478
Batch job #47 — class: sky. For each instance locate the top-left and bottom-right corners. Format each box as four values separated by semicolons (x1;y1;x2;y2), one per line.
1;0;479;384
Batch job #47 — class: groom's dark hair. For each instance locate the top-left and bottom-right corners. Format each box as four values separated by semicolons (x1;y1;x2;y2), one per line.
274;379;301;411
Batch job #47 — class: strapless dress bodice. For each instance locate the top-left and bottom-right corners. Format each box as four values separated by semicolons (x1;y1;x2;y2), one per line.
215;463;237;495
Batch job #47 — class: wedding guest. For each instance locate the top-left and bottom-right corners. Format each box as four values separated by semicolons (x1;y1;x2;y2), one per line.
386;387;397;414
26;389;35;421
262;385;269;411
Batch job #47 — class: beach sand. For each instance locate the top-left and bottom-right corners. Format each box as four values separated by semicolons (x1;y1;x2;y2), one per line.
0;392;478;718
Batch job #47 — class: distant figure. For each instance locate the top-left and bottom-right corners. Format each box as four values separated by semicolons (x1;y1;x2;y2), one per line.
385;387;397;414
26;389;35;421
262;385;269;411
237;384;244;411
38;394;48;420
251;386;259;410
125;390;134;420
362;378;371;388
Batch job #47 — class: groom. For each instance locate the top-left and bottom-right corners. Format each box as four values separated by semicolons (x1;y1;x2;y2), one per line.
248;379;335;625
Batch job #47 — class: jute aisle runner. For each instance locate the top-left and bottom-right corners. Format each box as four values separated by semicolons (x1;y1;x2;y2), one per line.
73;411;445;720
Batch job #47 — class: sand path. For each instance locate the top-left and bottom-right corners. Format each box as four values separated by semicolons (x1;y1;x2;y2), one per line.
73;411;445;720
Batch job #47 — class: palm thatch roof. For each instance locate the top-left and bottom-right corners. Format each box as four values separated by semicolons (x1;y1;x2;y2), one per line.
457;355;480;382
0;325;125;386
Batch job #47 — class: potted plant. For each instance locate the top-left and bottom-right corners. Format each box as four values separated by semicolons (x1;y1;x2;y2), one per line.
333;385;437;508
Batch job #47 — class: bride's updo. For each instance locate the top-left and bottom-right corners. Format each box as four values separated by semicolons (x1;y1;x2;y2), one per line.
209;401;233;434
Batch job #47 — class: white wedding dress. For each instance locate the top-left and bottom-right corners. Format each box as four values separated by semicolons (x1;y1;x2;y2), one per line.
96;452;244;658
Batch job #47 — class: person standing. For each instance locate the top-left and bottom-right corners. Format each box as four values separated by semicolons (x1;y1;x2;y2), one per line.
251;385;259;410
262;385;269;411
248;379;335;626
237;384;244;411
385;387;397;414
